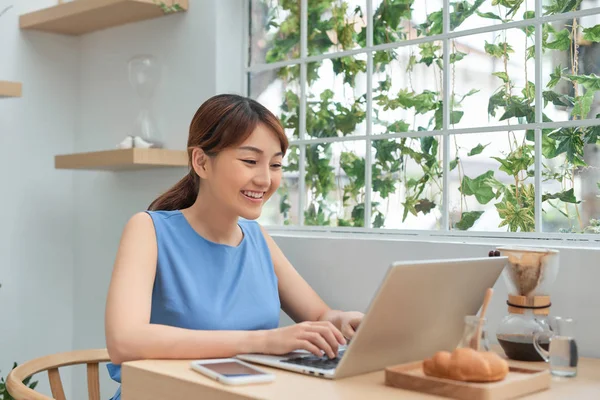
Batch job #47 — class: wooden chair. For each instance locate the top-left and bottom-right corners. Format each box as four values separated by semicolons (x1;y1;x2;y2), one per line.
6;349;110;400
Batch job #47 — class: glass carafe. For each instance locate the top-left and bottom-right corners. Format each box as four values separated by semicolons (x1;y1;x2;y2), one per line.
497;312;551;361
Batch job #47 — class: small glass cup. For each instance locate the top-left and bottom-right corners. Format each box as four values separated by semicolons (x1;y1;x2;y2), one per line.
533;317;578;377
457;316;490;352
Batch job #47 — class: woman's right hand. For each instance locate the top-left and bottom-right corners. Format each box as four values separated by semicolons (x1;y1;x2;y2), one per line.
262;321;346;359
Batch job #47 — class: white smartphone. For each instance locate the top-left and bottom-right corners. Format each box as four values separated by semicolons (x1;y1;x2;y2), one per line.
190;358;275;385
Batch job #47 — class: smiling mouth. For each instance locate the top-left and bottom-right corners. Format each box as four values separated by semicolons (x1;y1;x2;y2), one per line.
241;190;265;201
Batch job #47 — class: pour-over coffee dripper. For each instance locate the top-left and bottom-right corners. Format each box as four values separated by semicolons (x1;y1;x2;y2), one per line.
495;246;560;361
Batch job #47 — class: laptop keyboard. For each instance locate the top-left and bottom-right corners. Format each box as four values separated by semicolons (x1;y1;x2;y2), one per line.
280;349;346;370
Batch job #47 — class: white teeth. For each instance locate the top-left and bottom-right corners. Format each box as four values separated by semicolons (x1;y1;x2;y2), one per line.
243;191;263;199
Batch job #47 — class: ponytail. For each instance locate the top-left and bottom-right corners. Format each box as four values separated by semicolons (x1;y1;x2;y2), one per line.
148;171;199;211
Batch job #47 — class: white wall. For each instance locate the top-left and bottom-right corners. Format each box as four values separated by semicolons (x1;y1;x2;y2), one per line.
0;0;78;396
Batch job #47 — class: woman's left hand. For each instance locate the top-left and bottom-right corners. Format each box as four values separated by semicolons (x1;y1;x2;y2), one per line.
335;311;364;341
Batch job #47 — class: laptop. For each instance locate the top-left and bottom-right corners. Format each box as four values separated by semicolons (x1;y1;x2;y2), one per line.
237;256;507;379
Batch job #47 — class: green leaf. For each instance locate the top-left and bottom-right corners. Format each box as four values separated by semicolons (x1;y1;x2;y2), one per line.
499;98;533;121
460;171;496;204
549;127;586;166
449;0;486;30
568;74;600;91
415;199;436;215
450;110;464;125
387;120;410;133
523;10;535;19
545;29;571;51
542;188;580;203
476;11;503;21
450;158;459;171
457;89;480;104
542;90;574;107
413;91;438;114
542;131;558;158
420;136;435;154
543;0;581;15
488;89;506;117
522;81;535;101
572;90;594;119
279;192;291;216
491;145;534;176
496;198;535;232
402;196;419;222
484;41;514;58
450;51;467;64
583;124;600;144
492;72;510;83
373;174;396;198
547;65;564;88
455;211;484;230
583;25;600;43
373;211;385;228
468;143;489;156
419;42;441;66
526;45;535;60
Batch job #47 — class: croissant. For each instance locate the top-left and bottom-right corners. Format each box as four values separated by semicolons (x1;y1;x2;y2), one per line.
423;348;509;382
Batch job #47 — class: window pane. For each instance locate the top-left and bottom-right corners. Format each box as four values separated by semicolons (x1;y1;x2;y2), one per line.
449;130;535;232
370;136;443;229
452;0;535;32
250;0;300;65
304;141;367;227
450;28;535;129
372;0;443;45
308;0;367;57
542;17;600;122
249;65;301;139
259;145;300;226
306;55;367;138
542;125;600;234
372;45;443;135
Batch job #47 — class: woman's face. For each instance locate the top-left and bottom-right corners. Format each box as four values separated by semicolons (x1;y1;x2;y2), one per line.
198;123;284;220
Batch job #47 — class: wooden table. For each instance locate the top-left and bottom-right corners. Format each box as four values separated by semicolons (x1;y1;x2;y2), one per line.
121;356;600;399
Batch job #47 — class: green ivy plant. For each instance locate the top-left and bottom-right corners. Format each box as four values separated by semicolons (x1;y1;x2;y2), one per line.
154;1;185;14
0;363;38;400
258;0;600;233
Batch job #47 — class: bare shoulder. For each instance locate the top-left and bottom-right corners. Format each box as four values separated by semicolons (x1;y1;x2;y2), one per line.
123;212;155;234
118;212;157;249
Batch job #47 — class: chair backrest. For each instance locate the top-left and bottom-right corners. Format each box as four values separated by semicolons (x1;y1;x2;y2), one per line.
6;349;110;400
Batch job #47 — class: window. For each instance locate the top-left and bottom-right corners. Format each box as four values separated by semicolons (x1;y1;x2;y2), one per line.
246;0;600;237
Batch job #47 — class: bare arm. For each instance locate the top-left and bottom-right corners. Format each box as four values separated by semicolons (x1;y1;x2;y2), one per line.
104;212;265;365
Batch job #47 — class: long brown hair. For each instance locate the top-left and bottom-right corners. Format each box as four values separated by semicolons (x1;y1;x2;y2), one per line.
148;94;288;211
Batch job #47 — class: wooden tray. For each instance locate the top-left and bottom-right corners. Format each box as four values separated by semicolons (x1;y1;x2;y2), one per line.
385;361;551;400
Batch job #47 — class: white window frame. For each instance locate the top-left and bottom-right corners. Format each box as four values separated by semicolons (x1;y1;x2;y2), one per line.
244;0;600;245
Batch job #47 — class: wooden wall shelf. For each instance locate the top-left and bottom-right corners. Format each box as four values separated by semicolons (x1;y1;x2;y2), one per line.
0;81;22;98
20;0;188;35
55;148;188;170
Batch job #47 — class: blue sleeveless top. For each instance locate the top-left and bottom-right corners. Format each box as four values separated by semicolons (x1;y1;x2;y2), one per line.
107;210;281;400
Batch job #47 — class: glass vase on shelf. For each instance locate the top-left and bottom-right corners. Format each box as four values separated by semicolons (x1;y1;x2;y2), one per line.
127;54;163;148
456;315;490;352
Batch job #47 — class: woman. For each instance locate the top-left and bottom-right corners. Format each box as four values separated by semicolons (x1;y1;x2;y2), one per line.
104;94;364;399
